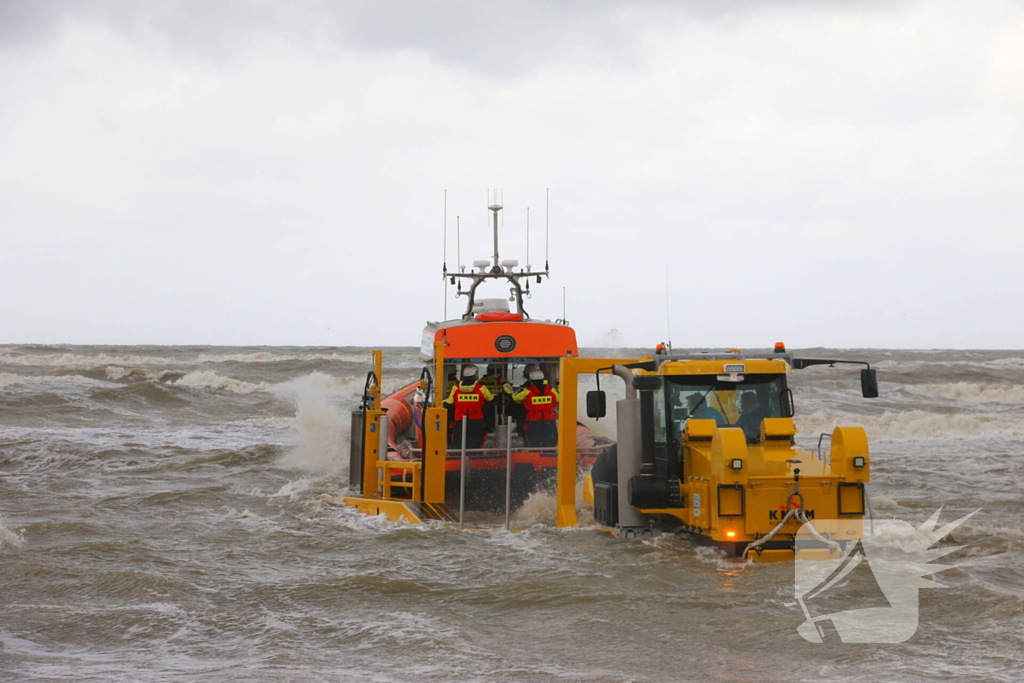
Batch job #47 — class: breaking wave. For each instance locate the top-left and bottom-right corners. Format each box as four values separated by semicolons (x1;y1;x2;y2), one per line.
0;350;411;368
275;372;354;474
0;372;106;389
172;371;269;394
512;477;595;527
0;516;23;548
798;410;1024;441
874;357;1024;370
0;352;173;368
904;382;1024;404
104;366;184;382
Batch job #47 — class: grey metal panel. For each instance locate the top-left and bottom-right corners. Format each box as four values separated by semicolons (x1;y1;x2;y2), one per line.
378;415;390;460
616;399;647;528
349;411;365;489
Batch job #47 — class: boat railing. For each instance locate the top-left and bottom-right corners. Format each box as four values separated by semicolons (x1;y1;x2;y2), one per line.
376;460;422;499
400;446;560;455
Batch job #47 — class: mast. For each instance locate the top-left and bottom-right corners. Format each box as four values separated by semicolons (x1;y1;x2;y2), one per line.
447;195;552;321
489;202;502;272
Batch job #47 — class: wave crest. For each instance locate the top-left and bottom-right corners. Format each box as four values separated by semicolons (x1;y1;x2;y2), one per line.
798;410;1024;441
907;382;1024;404
172;371;267;394
0;373;106;389
275;372;353;474
0;516;23;548
0;350;410;368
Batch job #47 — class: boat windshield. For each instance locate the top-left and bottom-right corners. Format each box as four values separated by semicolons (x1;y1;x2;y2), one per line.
441;359;562;398
660;374;788;444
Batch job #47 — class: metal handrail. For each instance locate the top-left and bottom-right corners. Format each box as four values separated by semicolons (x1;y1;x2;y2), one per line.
505;420;514;530
816;433;833;466
396;446;564;456
459;416;468;530
391;445;609;461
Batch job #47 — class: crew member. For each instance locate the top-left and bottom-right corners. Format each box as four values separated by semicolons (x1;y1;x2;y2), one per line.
480;363;509;432
444;365;495;449
655;342;668;355
686;393;727;426
734;392;764;443
512;369;560;447
503;363;538;431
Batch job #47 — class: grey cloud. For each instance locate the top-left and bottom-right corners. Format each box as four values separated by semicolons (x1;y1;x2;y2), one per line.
0;0;904;75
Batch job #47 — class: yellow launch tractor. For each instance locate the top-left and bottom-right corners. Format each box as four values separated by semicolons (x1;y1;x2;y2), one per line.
559;346;879;562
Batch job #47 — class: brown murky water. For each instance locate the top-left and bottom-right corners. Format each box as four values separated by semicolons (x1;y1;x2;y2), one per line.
2;345;1021;682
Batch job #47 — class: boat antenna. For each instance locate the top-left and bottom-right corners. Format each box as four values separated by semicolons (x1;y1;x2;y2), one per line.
526;207;530;270
456;216;462;294
545;187;550;273
443;189;448;320
665;264;673;353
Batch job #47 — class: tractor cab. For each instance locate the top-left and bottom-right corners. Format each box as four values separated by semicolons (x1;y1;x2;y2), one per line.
658;362;792;446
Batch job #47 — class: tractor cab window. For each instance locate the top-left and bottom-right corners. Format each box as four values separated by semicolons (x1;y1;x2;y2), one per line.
665;374;788;443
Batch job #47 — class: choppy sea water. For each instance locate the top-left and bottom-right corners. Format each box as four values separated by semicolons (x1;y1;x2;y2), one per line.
1;345;1022;682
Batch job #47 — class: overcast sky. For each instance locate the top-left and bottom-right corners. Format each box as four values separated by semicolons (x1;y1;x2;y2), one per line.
2;0;1022;349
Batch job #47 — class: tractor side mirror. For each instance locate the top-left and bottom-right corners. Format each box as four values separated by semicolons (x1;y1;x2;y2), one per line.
586;390;607;419
861;368;879;398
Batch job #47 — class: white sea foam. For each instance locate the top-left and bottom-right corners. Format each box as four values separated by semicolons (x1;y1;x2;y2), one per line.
692;544;740;570
479;526;550;553
874;357;1024;371
271;473;349;501
274;373;353;474
512;490;559;526
797;410;1024;441
235;417;295;428
105;366;135;380
0;349;410;368
272;478;319;499
0;516;24;548
906;382;1024;404
105;365;362;397
0;373;107;389
0;352;181;368
103;366;185;381
172;371;268;394
511;476;595;527
194;351;376;364
273;372;362;396
868;493;901;511
324;504;423;533
224;507;264;521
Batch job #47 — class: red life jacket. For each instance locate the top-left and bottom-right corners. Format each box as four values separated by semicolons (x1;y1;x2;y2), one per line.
452;382;487;420
522;383;557;421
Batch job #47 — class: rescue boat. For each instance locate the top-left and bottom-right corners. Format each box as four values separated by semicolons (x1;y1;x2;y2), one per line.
346;201;613;522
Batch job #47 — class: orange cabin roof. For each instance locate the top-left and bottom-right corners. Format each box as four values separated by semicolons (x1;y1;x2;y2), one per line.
422;320;578;360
